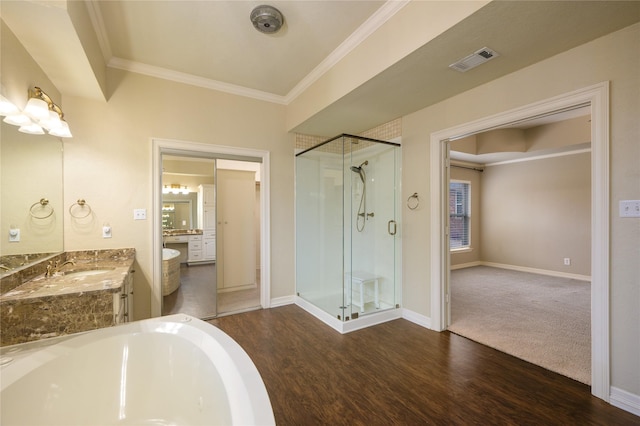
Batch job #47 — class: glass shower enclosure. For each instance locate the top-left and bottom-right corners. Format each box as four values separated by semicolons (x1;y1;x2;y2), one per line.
296;134;401;322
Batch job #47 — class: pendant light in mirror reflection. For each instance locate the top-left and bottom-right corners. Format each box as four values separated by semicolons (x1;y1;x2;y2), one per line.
0;87;72;138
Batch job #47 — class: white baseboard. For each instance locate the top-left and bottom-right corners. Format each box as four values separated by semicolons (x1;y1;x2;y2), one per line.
451;261;482;270
610;387;640;417
270;295;295;308
218;283;257;293
456;261;592;282
295;296;402;334
402;308;432;329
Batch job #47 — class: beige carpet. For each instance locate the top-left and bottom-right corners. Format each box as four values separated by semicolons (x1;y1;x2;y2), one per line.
449;266;591;384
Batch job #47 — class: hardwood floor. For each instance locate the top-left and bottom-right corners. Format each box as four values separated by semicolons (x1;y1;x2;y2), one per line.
209;305;639;425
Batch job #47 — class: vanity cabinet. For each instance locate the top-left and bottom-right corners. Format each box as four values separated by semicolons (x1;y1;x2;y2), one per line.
188;235;203;263
0;249;136;346
114;269;134;324
198;184;216;263
203;230;216;260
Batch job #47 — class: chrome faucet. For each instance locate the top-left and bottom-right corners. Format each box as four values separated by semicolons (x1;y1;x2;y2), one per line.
45;259;76;277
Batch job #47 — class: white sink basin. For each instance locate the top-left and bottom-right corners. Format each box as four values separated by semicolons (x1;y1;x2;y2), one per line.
63;268;114;278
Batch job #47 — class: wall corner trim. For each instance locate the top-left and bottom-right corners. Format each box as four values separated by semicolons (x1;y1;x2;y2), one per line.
402;308;432;329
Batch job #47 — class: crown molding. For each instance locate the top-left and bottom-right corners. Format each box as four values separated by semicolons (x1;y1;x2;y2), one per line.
284;0;410;103
89;0;408;105
84;0;112;62
108;58;288;105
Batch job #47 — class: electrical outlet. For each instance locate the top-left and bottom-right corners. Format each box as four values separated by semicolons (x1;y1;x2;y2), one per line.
133;209;146;220
8;228;20;242
619;200;640;218
102;225;112;238
563;258;571;266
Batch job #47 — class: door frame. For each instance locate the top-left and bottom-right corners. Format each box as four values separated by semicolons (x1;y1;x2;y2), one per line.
428;82;609;400
151;138;271;318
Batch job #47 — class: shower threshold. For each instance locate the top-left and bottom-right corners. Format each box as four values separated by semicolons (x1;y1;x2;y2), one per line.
295;296;401;334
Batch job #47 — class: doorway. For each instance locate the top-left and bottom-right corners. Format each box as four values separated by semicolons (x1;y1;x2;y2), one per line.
152;138;271;320
161;157;261;319
429;83;610;400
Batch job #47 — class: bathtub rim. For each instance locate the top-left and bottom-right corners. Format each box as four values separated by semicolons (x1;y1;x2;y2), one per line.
162;248;181;261
0;314;275;425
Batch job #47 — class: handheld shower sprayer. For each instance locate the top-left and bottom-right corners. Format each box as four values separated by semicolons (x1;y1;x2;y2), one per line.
350;160;369;183
351;160;369;231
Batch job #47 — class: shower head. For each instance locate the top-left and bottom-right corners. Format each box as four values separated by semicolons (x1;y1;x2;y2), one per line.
350;160;368;182
350;160;368;172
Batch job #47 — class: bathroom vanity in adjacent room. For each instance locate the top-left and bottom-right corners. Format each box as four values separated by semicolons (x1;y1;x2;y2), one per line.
0;248;135;346
163;229;215;265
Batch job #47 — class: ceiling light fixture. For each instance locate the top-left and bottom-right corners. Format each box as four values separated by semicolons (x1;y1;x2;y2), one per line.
162;184;189;195
1;87;72;138
250;5;284;34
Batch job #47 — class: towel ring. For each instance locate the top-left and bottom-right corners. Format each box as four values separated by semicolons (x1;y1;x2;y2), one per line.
69;199;92;219
29;198;54;219
407;193;419;210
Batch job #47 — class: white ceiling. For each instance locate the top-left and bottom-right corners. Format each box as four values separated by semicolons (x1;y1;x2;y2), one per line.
2;1;639;137
96;0;387;98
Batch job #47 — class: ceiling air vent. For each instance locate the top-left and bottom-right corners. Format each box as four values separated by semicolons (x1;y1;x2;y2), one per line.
449;47;499;72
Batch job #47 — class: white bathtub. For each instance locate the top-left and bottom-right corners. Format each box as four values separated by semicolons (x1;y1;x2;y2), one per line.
162;248;181;296
0;314;275;425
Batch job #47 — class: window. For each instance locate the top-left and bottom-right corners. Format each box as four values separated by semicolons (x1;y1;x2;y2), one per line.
449;181;470;249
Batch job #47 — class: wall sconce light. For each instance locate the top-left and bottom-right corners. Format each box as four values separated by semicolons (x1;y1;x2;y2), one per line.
0;87;72;138
162;184;189;195
0;94;20;116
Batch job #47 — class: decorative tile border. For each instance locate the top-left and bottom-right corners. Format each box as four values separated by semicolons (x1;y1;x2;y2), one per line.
295;118;402;152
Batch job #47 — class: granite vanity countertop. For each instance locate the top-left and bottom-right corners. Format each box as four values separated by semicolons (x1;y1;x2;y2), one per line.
163;229;203;236
1;249;135;303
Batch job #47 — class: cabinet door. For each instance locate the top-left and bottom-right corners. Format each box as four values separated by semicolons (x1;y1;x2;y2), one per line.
203;206;216;229
202;184;215;206
125;270;134;322
204;237;216;260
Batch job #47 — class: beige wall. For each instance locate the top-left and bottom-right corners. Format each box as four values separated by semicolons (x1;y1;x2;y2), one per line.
481;153;591;275
450;115;592;271
62;69;291;320
450;152;591;275
402;23;640;394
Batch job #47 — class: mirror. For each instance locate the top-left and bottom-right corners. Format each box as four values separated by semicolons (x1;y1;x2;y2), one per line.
0;121;64;274
161;195;197;230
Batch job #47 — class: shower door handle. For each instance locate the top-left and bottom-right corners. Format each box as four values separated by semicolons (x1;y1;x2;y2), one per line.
387;220;397;236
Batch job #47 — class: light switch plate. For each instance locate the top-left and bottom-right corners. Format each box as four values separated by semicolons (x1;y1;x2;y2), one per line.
619;200;640;218
133;209;146;220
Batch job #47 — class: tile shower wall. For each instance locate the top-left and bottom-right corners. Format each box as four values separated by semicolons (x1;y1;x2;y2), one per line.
295;118;402;152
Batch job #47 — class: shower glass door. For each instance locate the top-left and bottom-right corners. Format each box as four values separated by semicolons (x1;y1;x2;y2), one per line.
345;137;400;319
296;134;401;321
